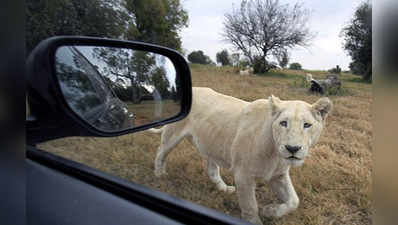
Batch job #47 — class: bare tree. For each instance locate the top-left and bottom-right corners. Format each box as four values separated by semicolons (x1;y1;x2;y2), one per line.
222;0;313;73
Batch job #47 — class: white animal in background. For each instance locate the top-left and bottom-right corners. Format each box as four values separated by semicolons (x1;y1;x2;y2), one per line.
239;69;250;75
239;67;253;75
306;73;314;82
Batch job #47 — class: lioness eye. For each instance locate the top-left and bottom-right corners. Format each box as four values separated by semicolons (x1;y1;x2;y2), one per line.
280;121;287;127
304;123;312;128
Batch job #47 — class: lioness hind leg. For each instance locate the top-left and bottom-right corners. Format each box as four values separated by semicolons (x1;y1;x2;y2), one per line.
207;160;235;193
154;125;186;177
262;173;299;218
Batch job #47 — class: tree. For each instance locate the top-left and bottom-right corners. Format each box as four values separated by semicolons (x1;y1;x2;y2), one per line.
349;61;366;75
151;67;171;97
26;0;129;55
187;50;213;64
341;1;372;82
124;0;188;52
230;53;240;66
277;50;289;69
216;49;231;66
92;47;158;103
289;62;302;70
26;0;189;55
222;0;313;73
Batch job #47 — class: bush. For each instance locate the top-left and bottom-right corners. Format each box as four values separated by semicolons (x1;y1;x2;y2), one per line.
329;65;342;74
252;57;267;73
252;57;276;74
216;49;231;66
289;62;302;70
187;50;213;64
238;59;250;68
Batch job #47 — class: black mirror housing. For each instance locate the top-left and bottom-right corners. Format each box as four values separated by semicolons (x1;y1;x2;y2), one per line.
26;36;192;144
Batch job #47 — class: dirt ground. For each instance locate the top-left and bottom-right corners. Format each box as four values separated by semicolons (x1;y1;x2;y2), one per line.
39;65;372;225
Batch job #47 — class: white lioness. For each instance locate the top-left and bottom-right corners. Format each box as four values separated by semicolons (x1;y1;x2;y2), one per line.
149;87;332;225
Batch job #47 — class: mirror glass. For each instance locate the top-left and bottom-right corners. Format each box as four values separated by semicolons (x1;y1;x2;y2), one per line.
55;46;181;132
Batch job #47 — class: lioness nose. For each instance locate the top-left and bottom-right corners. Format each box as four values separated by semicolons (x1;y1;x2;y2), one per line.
285;145;301;154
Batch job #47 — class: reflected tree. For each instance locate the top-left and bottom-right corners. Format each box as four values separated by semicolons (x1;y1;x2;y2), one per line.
151;67;170;97
92;47;176;103
93;47;156;103
56;47;107;115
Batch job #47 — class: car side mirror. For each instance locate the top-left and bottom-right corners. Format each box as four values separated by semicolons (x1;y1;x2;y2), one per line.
27;36;192;144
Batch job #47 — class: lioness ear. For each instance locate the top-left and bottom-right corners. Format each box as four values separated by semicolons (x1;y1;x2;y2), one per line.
312;97;332;120
269;95;282;116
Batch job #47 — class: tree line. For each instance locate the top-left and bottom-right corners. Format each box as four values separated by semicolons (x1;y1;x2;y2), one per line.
188;0;371;82
26;0;188;55
188;48;302;71
341;0;372;82
27;0;372;82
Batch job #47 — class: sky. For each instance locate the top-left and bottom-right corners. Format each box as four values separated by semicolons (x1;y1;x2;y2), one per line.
76;46;177;90
180;0;365;71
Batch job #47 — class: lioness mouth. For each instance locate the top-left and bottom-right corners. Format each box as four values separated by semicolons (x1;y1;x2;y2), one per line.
287;156;301;160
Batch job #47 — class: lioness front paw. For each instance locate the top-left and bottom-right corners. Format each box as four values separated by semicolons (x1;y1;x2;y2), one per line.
216;183;236;194
262;203;286;218
225;185;236;194
154;169;167;177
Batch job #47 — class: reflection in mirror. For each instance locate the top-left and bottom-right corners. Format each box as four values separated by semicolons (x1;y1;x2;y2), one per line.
55;46;181;132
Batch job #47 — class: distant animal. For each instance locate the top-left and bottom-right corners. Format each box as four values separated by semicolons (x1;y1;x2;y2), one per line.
149;87;332;225
269;62;281;70
239;69;250;75
306;74;342;94
306;73;314;82
239;67;253;75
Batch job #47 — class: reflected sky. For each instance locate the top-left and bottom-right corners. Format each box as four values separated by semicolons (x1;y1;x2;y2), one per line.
77;46;177;89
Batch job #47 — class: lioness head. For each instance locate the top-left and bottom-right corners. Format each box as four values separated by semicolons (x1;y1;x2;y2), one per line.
269;95;332;167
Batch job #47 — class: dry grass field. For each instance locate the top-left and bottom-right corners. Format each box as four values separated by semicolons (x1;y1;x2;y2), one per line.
39;64;372;225
126;100;181;126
